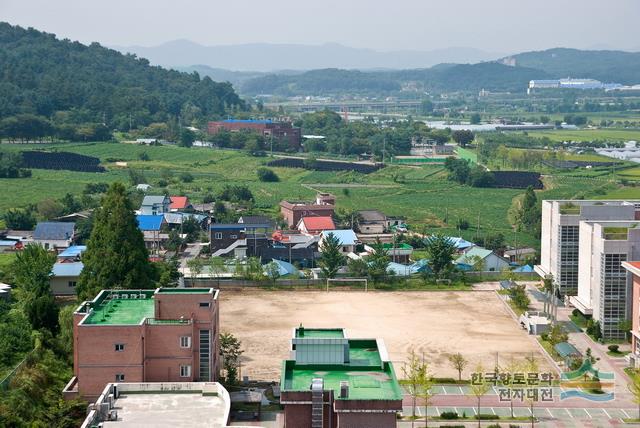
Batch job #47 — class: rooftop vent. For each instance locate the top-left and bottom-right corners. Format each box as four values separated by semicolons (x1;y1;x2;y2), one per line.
340;381;349;399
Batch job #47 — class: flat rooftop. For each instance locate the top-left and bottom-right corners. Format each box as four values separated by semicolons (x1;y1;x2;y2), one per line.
295;327;345;339
282;339;402;401
84;297;154;325
101;393;227;428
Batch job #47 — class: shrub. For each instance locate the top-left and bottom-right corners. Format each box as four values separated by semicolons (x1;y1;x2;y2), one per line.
179;172;194;183
440;411;459;420
256;167;279;182
540;332;549;341
608;345;619;353
456;218;470;230
572;309;581;317
157;179;168;187
475;414;496;420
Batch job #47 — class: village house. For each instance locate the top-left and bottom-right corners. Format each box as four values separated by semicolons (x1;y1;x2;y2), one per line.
139;195;171;215
33;222;76;251
280;193;335;228
320;230;358;255
297;216;336;235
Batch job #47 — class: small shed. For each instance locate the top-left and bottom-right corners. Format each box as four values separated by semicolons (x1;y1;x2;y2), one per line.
554;342;582;367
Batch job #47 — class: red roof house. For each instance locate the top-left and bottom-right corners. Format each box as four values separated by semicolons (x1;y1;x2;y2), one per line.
169;196;191;212
297;216;336;235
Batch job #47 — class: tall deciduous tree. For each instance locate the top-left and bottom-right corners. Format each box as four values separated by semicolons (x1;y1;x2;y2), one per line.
468;363;490;428
220;332;244;385
448;352;468;382
319;232;345;279
367;238;390;282
77;182;154;300
451;130;475;147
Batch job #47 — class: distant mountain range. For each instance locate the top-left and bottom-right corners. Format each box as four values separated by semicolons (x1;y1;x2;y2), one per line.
112;40;506;71
112;41;640;96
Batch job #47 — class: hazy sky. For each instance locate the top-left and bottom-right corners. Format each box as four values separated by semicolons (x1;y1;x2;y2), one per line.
1;0;639;52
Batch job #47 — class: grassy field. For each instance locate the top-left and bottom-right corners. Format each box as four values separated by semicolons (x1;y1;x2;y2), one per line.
1;141;637;249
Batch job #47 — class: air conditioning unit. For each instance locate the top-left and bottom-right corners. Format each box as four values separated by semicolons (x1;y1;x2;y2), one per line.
108;410;118;421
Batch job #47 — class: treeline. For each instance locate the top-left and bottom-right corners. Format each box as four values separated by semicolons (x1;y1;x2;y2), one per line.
295;110;452;157
0;23;246;134
443;158;495;188
0;150;31;178
0;114;111;142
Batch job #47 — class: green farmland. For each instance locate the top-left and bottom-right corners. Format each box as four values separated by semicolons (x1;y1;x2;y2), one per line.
525;128;640;142
0;141;637;249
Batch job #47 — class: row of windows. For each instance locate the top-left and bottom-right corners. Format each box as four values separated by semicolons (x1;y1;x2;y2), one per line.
114;336;192;352
114;364;191;382
213;232;238;240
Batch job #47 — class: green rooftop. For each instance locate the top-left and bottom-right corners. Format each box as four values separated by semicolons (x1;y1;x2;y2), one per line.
295;328;345;339
281;338;402;401
84;297;155;325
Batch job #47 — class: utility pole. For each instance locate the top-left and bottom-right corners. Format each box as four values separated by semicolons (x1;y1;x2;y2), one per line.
476;214;481;241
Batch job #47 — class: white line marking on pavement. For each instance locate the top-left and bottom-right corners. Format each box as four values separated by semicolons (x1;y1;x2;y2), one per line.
545;408;553;418
491;407;496;415
434;407;439;416
584;408;591;418
565;408;573;418
416;406;421;417
458;386;464;394
622;409;631;418
602;408;611;419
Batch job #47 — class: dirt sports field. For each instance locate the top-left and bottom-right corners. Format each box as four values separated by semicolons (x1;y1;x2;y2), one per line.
219;290;550;381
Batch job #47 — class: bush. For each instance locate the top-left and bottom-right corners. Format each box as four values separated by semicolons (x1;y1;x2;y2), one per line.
456;218;470;230
474;414;496;420
157;179;168;187
608;344;619;353
540;332;549;341
256;167;279;182
572;309;581;317
440;411;459;420
179;172;194;183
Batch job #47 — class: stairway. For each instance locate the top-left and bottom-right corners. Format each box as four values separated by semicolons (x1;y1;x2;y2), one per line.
311;378;324;428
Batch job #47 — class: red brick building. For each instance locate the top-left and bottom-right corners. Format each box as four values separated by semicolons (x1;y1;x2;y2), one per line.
280;193;336;228
63;288;220;401
207;119;301;149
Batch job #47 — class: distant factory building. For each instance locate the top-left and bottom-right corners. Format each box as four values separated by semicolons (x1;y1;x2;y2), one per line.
207;119;301;149
528;78;623;94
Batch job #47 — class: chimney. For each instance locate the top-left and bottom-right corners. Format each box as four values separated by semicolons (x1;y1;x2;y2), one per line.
340;381;349;399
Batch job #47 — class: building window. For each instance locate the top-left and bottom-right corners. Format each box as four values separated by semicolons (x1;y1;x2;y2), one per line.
230;234;238;239
214;232;222;240
180;336;191;348
199;302;210;308
180;365;191;378
115;373;125;382
115;343;125;352
68;281;77;288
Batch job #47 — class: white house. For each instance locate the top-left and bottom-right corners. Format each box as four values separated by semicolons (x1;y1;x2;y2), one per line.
319;230;358;255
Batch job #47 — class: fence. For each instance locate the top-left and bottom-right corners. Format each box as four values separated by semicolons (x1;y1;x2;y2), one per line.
0;349;34;391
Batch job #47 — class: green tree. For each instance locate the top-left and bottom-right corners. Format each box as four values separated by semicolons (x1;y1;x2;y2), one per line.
402;349;433;427
12;244;58;333
319;232;345;279
424;234;456;277
209;256;228;286
451;130;474;147
178;128;196;147
628;370;640;419
468;363;490;428
2;208;36;229
469;113;481;125
256;167;279;182
347;258;368;277
220;332;244;385
77;182;154;300
265;261;281;284
186;257;204;282
547;323;568;346
367;239;390;282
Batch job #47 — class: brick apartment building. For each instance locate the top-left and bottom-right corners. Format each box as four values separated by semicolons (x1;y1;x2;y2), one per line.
64;288;220;401
280;193;336;228
280;327;403;428
207;119;301;149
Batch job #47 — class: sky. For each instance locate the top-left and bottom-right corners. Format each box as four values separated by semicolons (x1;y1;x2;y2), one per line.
1;0;639;52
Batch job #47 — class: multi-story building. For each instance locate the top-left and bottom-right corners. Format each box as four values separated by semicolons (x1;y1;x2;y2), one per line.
570;221;640;339
280;193;335;228
207;119;301;149
63;288;220;401
280;327;403;428
536;200;640;296
140;195;171;215
622;262;640;367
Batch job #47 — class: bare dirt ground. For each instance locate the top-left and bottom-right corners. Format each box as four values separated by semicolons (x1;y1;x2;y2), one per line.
219;290;549;381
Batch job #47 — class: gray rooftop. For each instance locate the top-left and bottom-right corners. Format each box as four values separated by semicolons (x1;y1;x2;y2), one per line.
141;195;169;206
33;222;75;240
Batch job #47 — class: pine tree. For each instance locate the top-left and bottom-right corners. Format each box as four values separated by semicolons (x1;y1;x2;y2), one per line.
77;182;154;300
319;232;345;279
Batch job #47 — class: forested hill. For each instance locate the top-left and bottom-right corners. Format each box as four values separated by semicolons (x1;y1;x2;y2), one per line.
501;48;640;85
240;62;548;96
0;22;246;130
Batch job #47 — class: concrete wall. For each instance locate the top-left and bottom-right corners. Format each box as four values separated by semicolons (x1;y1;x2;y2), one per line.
50;275;78;296
632;273;640;359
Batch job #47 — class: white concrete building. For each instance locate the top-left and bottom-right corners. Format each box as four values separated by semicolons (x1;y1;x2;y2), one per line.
536;200;640;296
570;222;640;339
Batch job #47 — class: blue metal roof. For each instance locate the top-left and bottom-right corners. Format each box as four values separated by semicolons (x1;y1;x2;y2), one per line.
223;119;272;124
0;240;19;246
136;215;165;231
58;245;86;258
52;262;84;277
513;265;534;273
33;222;75;240
321;230;357;246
